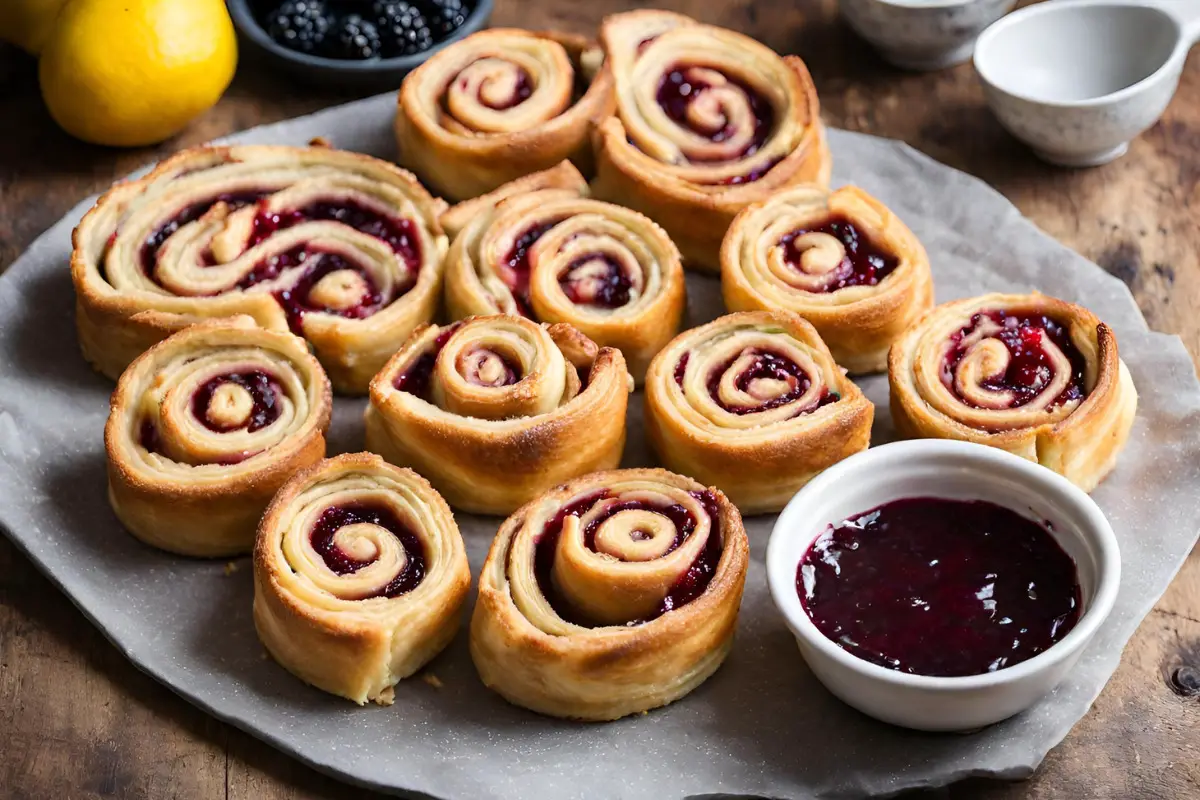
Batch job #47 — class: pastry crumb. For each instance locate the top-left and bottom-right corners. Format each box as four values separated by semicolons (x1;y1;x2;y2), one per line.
375;686;396;706
309;136;333;148
223;561;239;576
422;672;444;689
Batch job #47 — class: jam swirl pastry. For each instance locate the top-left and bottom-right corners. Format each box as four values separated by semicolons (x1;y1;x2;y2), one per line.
471;468;749;721
888;292;1138;491
254;453;470;705
590;9;831;272
721;185;934;373
366;314;633;515
105;319;332;557
71;144;449;394
396;29;615;201
440;161;686;382
645;310;873;514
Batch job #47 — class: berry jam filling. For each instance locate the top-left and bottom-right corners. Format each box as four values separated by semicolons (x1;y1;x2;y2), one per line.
943;312;1088;409
705;349;837;415
139;191;268;275
780;216;899;291
478;67;533;110
559;255;634;309
310;502;426;598
190;370;283;433
138;418;162;453
798;497;1081;677
500;219;565;316
394;323;463;397
248;199;421;268
239;248;387;334
655;66;774;160
532;490;723;626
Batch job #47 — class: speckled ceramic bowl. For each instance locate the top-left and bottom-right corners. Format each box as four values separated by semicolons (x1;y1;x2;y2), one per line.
974;0;1199;167
839;0;1016;71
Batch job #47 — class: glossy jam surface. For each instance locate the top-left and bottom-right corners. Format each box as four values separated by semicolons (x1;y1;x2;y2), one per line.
394;323;462;397
655;66;774;160
248;200;421;266
559;255;634;309
140;191;268;274
534;490;723;626
190;370;282;432
798;497;1081;677
944;312;1088;409
781;217;898;291
310;503;426;598
500;220;563;316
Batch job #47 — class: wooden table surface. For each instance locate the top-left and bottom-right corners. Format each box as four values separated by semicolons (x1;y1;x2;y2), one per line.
1;1;1198;797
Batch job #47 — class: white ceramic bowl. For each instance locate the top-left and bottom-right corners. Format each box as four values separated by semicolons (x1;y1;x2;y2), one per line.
839;0;1017;71
974;1;1192;166
766;440;1121;732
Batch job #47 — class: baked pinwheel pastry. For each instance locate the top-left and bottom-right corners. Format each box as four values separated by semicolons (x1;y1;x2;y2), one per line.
644;311;873;514
441;161;686;381
722;185;934;373
366;314;632;515
396;29;614;200
71;143;448;394
254;452;470;705
591;10;831;272
105;319;332;557
471;468;748;721
889;292;1138;491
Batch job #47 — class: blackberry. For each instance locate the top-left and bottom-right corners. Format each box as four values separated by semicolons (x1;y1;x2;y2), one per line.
420;0;471;41
264;0;333;55
371;1;434;57
325;13;384;60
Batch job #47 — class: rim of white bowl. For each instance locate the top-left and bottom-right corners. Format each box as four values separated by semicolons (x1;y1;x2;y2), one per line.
766;439;1122;692
870;0;980;10
974;0;1184;109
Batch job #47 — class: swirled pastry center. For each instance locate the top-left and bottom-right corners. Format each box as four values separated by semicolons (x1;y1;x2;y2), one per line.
190;370;282;432
309;502;427;598
501;219;567;316
447;58;535;116
534;489;722;626
393;323;463;397
942;312;1087;411
136;195;422;333
776;217;898;292
458;347;521;387
675;350;838;416
558;254;635;309
656;65;773;163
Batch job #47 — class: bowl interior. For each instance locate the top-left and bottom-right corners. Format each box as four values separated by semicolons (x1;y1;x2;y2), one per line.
976;4;1178;102
768;442;1118;683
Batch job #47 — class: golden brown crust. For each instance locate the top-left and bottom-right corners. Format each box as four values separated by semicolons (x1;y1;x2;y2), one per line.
395;28;616;201
366;315;633;515
469;468;748;721
643;310;873;513
887;292;1138;491
70;144;448;394
253;453;470;704
104;319;332;556
721;185;934;373
590;10;831;272
441;162;686;382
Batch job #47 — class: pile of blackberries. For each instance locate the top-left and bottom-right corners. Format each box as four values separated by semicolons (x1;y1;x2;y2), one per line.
261;0;474;60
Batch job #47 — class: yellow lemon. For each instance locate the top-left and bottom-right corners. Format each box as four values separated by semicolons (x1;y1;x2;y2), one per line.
0;0;69;55
38;0;237;147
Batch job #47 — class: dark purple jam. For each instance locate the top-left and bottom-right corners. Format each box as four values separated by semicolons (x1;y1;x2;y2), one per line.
247;200;421;267
393;323;462;397
310;503;426;598
655;65;774;161
673;353;689;386
500;219;564;316
717;157;783;186
704;349;837;415
138;418;161;453
478;68;533;110
780;216;899;291
238;249;387;334
943;312;1088;409
798;497;1082;677
190;370;283;432
559;255;634;308
139;191;268;275
532;490;724;626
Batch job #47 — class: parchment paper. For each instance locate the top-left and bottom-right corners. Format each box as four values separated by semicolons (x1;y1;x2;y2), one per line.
1;92;1198;800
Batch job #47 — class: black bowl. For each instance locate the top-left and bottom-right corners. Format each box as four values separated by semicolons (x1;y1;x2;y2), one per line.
227;0;494;90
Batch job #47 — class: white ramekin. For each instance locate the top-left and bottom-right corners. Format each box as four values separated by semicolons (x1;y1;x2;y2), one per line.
766;439;1121;732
